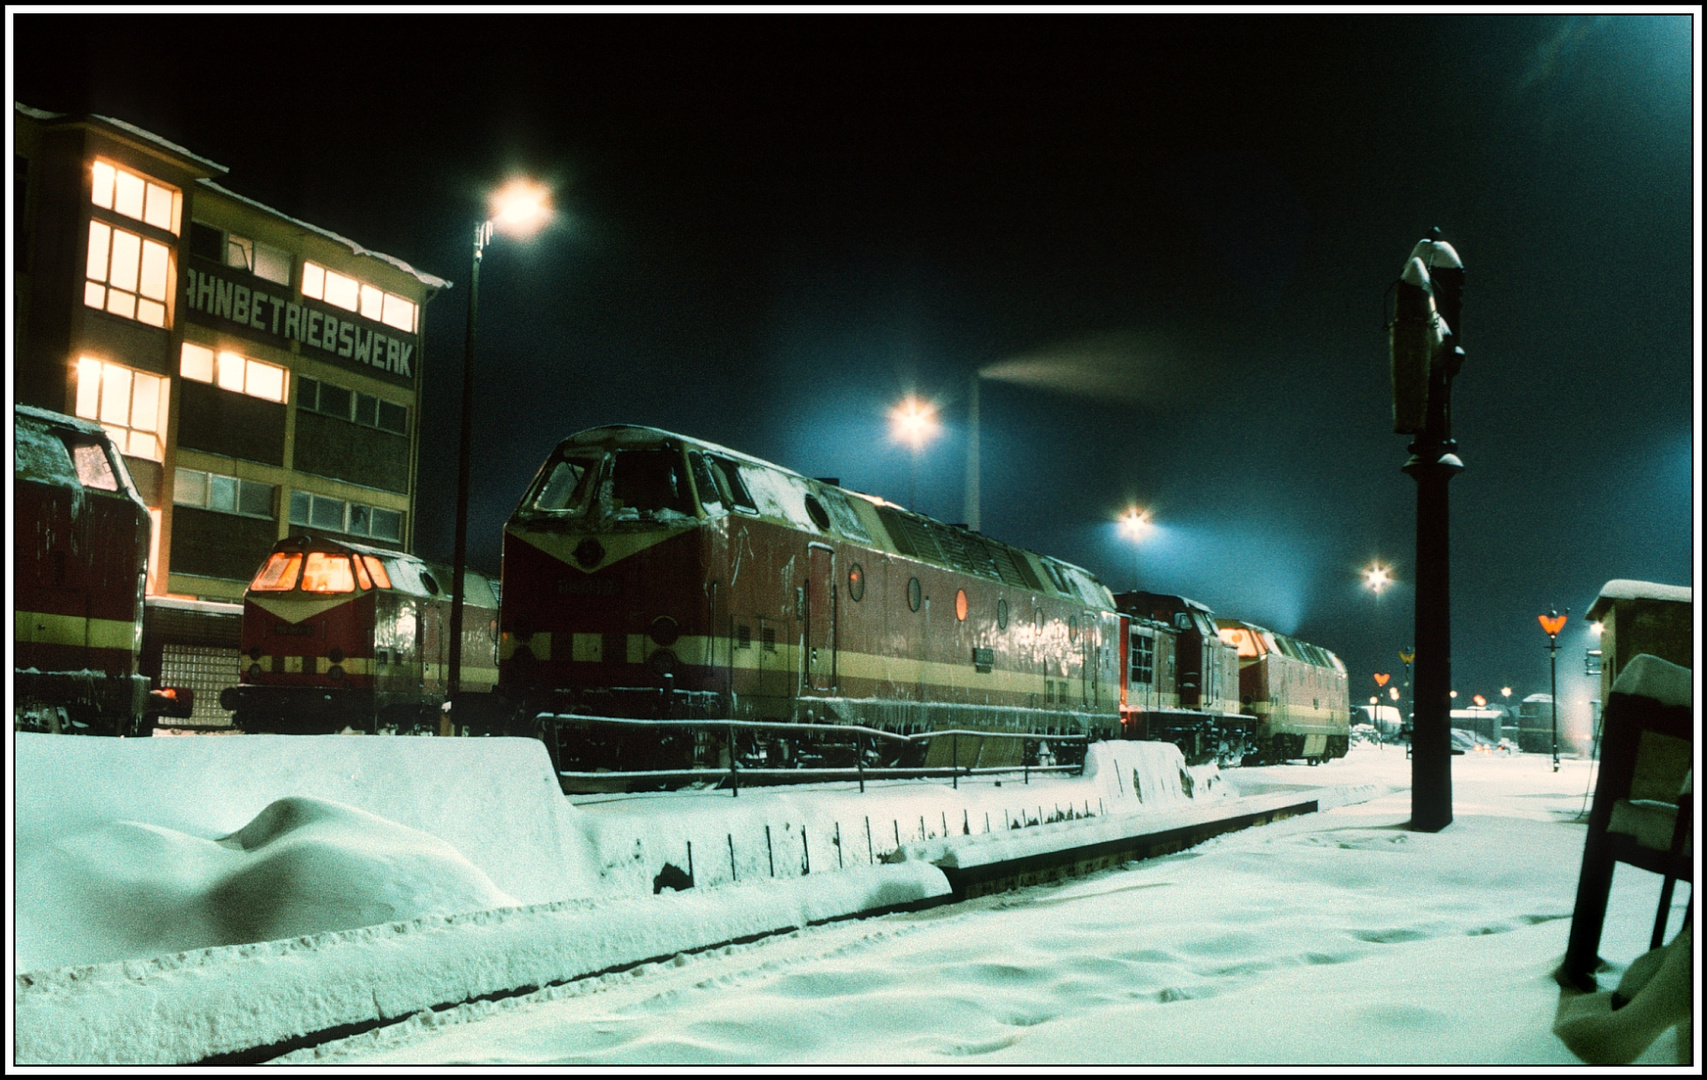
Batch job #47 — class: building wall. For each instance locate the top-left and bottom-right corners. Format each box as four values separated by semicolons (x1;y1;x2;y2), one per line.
13;106;445;612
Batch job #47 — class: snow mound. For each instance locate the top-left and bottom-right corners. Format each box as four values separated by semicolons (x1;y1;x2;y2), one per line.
208;796;519;946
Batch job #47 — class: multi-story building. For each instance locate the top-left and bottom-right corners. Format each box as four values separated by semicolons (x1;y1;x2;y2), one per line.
13;103;448;722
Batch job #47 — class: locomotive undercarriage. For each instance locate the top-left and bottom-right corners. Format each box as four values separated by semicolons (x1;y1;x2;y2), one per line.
14;670;156;737
222;685;442;736
1137;710;1259;767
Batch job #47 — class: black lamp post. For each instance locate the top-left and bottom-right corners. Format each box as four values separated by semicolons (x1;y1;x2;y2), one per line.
1539;608;1568;771
1388;228;1465;833
448;180;551;713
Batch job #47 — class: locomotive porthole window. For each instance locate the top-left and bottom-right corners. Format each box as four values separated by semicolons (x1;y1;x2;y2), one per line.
420;571;440;595
907;577;922;613
848;563;865;602
997;598;1008;630
955;589;968;621
804;494;831;531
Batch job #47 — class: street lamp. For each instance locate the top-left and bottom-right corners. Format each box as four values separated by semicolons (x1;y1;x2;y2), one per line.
1539;608;1568;772
449;178;553;707
1118;507;1152;591
1365;563;1393;595
889;395;940;511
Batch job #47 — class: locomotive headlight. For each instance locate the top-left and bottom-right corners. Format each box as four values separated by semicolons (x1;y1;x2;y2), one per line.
328;664;346;681
248;663;263;681
329;646;346;663
647;649;677;677
649;616;681;646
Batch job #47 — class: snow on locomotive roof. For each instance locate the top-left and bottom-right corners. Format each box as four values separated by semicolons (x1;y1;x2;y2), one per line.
558;425;1109;601
14;405;147;507
1586;579;1693;619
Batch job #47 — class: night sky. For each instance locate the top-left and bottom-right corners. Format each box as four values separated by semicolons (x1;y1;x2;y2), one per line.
12;13;1698;731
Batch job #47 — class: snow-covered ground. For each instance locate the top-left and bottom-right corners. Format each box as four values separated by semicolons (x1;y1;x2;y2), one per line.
9;734;1694;1066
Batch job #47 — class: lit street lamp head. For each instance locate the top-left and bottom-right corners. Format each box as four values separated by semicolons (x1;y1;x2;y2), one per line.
1365;563;1392;594
889;396;941;452
488;177;553;238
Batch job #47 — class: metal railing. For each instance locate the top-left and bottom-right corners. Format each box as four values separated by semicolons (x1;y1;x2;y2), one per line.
534;712;1087;795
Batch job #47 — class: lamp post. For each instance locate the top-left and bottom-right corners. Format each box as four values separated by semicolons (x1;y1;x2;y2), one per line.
1119;508;1152;591
889;395;940;512
449;178;552;708
1501;685;1512;743
1539;608;1568;771
1387;228;1465;832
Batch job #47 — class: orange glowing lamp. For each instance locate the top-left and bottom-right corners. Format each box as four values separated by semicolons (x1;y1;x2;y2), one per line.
1538;611;1568;638
1373;672;1391;687
1473;694;1487;707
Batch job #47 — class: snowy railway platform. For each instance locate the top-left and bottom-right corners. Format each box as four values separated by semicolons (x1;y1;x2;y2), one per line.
11;733;1692;1065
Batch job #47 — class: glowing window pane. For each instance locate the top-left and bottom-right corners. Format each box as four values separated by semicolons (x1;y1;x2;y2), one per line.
84;282;107;310
381;293;415;333
139;238;169;300
351;555;373;590
130;372;161;433
114;170;145;220
226;235;253;271
301;552;356;593
91;161;115;209
360;283;383;321
101;365;132;425
106;291;137;320
246;360;285;402
362;556;392;589
137;299;166;327
144;182;174;231
301;261;325;299
251;552;302;591
181;343;215;382
86;221;111;280
108;230;140;293
75;358;103;418
127;431;158;459
216;352;247;392
323;269;359;311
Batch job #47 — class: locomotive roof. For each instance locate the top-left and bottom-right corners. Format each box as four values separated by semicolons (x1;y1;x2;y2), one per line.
14;404;148;509
267;535;498;606
555;425;1112;603
16;403;113;437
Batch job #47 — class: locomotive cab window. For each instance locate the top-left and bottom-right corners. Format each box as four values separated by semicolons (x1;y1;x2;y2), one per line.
301;552;357;593
531;453;603;514
250;552;303;591
67;439;120;492
606;449;693;518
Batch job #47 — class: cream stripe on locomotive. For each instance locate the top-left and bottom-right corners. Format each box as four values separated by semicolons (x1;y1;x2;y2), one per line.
503;629;1096;704
14;610;141;653
248;594;361;623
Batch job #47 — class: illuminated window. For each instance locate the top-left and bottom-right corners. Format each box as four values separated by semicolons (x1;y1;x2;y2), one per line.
250;552;303;591
300;552;356;594
174;468;275;519
179;343;287;403
91;159;180;235
362;555;392;589
85;220;172;327
74;357;167;461
301;260;416;333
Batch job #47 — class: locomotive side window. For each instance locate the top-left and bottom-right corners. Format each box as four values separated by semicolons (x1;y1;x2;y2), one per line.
67;440;120;491
301;552;356;593
955;589;968;621
907;577;922;613
533;454;602;513
363;555;392;589
707;456;757;514
997;597;1008;629
848;563;865;602
351;555;373;590
251;552;303;591
688;452;724;514
1130;634;1155;684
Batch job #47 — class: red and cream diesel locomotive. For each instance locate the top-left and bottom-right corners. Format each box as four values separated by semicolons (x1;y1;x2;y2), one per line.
13;405;191;735
221;535;500;734
492;425;1125;780
489;424;1349;785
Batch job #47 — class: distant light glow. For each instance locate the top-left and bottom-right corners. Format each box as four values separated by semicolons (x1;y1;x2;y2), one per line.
488;177;553;238
889;396;940;451
1364;563;1392;594
1119;507;1152;543
1590;620;1604;638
